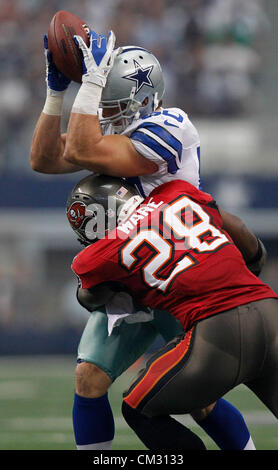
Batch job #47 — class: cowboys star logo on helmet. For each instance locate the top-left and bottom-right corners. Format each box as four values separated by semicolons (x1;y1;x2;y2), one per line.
99;46;165;133
122;60;154;94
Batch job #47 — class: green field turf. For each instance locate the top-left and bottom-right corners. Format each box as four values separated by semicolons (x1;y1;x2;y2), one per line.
0;355;277;450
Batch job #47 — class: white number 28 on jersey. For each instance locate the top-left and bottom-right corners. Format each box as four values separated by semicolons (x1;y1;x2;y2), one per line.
119;196;229;294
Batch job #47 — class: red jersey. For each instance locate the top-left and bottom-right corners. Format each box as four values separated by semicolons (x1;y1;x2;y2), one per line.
72;180;277;331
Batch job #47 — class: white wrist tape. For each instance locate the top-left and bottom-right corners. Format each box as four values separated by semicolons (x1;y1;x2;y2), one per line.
42;91;65;116
72;82;102;115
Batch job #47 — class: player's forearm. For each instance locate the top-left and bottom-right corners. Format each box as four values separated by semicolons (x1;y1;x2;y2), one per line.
64;113;124;176
64;112;103;170
64;112;158;176
220;209;259;261
64;27;116;170
30;113;80;174
217;208;267;276
63;76;116;171
30;113;62;171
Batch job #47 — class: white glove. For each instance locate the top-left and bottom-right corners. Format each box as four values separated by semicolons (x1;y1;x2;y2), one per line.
74;30;116;88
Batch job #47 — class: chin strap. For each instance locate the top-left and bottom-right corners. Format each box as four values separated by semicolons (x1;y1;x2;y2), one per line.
117;195;144;225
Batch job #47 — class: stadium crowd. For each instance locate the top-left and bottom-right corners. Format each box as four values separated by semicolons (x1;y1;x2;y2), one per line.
0;0;268;173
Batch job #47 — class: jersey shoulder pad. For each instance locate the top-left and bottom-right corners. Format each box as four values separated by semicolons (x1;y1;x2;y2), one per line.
72;240;118;290
72;245;96;277
128;107;199;154
126;109;187;175
124;107;186;135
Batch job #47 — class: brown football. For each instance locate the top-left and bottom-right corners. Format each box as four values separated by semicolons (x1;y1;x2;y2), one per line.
47;10;90;83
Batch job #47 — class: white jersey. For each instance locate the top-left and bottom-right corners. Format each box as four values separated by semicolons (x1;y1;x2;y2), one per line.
102;107;201;198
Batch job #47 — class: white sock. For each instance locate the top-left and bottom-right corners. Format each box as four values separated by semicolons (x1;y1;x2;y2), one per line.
76;440;113;450
243;435;256;450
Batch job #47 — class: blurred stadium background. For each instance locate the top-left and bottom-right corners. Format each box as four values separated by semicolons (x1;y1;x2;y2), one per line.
0;0;278;450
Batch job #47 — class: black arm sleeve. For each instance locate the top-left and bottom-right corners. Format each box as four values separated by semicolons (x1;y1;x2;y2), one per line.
246;238;267;277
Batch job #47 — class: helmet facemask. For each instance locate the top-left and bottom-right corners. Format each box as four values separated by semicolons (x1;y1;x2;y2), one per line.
99;91;141;134
100;91;159;134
